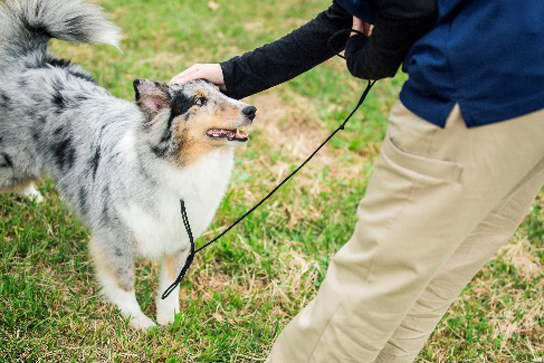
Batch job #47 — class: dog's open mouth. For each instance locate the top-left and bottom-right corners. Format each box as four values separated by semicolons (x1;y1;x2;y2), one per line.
206;128;249;142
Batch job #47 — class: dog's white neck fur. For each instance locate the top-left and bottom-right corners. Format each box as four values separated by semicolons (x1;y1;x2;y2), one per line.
119;135;235;259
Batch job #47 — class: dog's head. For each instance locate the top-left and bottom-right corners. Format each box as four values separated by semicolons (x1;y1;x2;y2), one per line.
133;78;256;165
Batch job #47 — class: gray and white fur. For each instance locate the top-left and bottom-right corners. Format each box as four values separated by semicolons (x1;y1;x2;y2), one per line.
0;0;256;329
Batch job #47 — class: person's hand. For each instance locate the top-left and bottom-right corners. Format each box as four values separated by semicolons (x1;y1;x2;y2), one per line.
169;63;226;91
352;16;372;37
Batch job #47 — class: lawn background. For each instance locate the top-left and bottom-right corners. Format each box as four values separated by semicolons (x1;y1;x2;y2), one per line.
0;0;543;362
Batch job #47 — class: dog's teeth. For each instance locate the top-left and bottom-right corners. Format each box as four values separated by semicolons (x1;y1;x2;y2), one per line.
208;128;248;141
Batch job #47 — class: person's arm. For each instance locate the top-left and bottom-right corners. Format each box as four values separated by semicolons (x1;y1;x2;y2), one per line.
170;1;352;99
345;0;437;80
220;1;352;99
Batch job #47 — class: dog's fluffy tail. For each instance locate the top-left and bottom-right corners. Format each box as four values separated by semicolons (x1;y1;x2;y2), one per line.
0;0;122;61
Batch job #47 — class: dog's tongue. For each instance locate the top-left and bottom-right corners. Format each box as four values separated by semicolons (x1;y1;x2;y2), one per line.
206;129;229;137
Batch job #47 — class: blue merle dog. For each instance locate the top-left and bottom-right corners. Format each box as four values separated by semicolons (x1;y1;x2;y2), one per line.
0;0;256;329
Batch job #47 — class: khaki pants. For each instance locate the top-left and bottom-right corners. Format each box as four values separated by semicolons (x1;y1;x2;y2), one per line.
266;102;544;363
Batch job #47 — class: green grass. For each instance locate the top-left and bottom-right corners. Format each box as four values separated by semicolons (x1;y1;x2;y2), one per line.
1;0;543;362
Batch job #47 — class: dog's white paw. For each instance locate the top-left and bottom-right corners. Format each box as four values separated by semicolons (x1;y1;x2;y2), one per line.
20;184;44;203
31;192;44;204
156;308;178;326
156;291;180;326
128;314;156;330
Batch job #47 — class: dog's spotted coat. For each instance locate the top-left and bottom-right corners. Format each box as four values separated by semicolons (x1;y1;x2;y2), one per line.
0;0;256;329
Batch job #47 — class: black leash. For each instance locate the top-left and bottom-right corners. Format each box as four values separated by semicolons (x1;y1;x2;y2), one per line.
162;29;376;300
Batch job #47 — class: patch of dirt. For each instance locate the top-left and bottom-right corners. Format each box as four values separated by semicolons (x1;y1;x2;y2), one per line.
250;90;373;186
499;239;543;277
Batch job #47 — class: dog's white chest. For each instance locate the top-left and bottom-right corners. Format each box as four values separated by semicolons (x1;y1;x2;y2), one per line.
120;150;234;259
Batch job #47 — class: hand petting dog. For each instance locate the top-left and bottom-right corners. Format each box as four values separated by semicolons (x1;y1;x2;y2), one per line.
170;63;226;91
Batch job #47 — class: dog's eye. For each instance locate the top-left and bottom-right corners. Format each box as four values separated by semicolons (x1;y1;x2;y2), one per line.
195;97;207;107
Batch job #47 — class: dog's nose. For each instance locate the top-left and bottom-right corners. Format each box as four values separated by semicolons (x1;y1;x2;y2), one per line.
242;106;257;121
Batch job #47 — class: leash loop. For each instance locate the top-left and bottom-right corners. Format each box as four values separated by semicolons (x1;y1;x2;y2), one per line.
327;28;365;60
161;200;196;299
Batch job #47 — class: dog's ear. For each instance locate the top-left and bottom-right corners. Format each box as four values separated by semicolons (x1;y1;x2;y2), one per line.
133;79;170;118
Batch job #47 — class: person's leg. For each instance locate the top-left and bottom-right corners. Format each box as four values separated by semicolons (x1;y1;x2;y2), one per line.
266;102;544;363
374;159;544;363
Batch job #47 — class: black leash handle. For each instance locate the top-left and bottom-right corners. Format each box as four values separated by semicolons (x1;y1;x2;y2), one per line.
162;79;376;299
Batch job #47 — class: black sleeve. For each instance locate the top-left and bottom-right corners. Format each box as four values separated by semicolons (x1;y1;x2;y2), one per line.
344;0;438;80
220;1;352;100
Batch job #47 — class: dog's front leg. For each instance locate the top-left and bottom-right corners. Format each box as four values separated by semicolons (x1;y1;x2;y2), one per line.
90;237;156;330
156;249;188;325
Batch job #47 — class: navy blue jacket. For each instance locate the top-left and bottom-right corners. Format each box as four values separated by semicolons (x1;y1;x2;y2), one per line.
221;0;544;127
400;0;544;126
